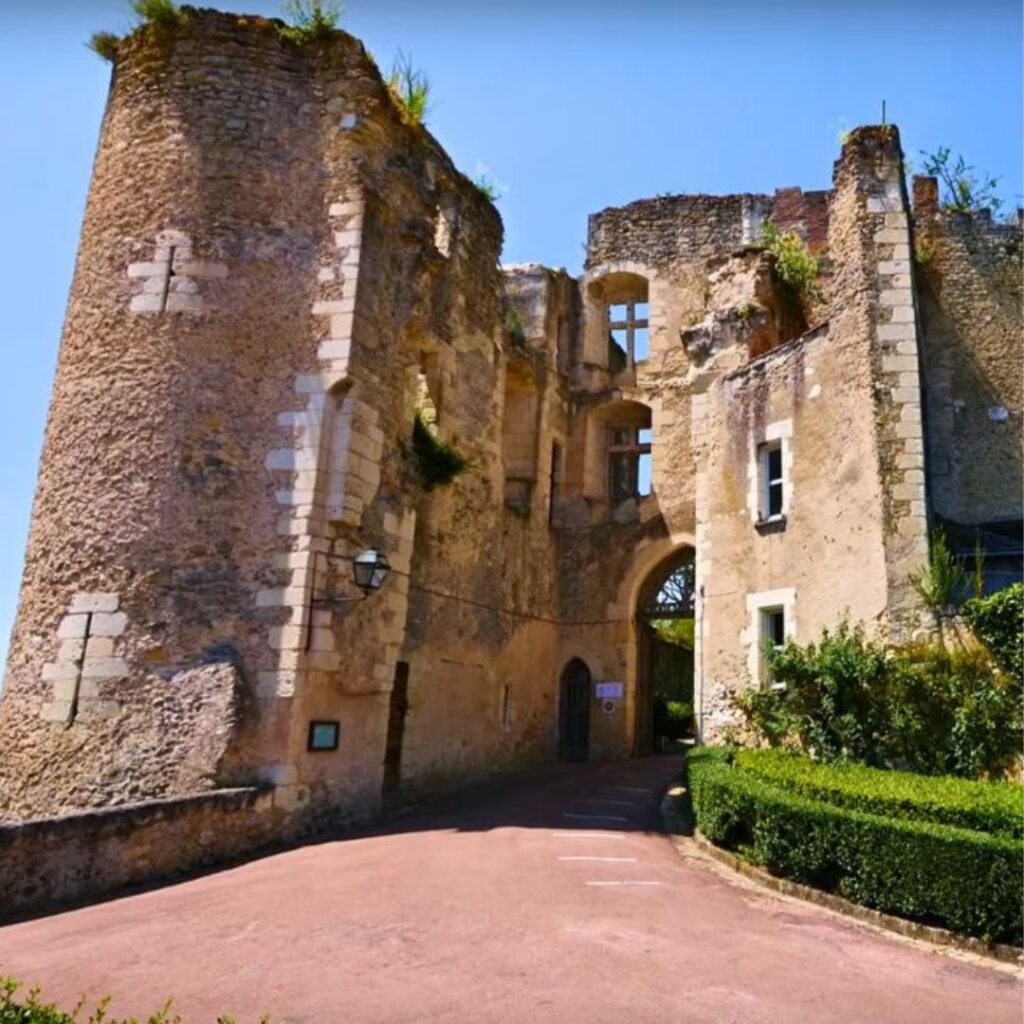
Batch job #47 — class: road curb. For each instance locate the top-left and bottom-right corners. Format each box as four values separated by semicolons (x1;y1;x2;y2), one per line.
660;788;1023;970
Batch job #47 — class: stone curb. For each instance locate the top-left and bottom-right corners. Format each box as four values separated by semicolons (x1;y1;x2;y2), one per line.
660;788;1023;970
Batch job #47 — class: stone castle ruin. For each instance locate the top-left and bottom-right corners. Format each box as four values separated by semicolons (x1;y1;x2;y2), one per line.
0;9;1020;912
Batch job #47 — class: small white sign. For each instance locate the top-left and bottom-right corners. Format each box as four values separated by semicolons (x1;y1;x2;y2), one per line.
596;682;623;699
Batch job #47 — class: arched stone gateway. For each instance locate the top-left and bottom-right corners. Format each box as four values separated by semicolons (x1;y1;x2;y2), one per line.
633;548;697;755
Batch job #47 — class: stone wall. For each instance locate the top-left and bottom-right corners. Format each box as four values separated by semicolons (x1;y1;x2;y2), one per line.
0;787;273;919
912;179;1023;527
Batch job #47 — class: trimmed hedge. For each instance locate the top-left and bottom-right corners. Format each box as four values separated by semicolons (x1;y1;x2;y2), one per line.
734;748;1023;839
687;748;1023;943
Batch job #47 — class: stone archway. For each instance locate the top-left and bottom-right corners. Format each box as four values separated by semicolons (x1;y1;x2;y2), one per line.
632;548;696;755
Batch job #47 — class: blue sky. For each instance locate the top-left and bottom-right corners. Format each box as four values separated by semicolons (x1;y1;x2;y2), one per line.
0;0;1021;669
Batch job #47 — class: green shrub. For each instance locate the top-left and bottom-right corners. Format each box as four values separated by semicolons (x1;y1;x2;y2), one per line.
760;221;822;303
387;52;430;126
410;409;468;490
739;620;1023;778
278;0;341;44
687;750;1023;942
734;748;1022;838
964;582;1023;680
762;620;890;763
0;976;266;1023
654;697;694;739
130;0;183;29
88;32;121;61
505;307;526;346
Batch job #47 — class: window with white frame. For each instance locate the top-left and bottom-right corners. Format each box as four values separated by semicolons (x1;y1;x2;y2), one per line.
760;606;786;688
759;440;785;520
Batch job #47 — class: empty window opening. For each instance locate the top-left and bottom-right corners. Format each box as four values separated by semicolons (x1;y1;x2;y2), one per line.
759;440;784;520
502;365;540;510
760;607;786;688
608;298;650;369
416;353;442;428
609;425;652;502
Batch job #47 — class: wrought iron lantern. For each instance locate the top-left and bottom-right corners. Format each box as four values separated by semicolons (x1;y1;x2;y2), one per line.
352;548;390;595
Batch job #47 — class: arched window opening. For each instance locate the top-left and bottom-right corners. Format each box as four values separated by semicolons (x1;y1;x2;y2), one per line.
502;362;540;510
588;271;650;372
583;399;654;506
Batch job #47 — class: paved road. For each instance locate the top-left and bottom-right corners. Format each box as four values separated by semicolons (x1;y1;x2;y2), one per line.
0;756;1019;1023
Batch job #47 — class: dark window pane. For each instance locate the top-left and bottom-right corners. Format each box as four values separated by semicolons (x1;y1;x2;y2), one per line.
770;610;785;646
768;480;784;517
767;445;783;481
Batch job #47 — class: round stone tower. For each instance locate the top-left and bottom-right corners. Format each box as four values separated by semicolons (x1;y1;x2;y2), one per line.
0;10;400;820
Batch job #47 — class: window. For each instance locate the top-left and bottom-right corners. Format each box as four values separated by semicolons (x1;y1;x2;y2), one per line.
759;440;784;520
608;426;652;502
760;607;786;688
607;299;649;370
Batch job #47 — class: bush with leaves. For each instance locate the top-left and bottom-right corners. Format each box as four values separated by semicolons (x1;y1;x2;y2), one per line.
964;582;1023;680
736;620;1022;778
920;146;1004;215
759;221;822;304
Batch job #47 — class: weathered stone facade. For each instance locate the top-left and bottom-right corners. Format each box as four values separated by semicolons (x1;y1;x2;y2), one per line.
0;11;1020;903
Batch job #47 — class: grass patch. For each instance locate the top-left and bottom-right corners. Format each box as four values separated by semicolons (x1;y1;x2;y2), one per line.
130;0;183;29
88;32;121;61
278;0;341;44
387;51;430;126
688;747;1023;943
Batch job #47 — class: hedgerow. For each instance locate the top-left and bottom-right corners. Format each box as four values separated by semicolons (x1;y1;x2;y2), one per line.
733;747;1022;839
687;748;1023;943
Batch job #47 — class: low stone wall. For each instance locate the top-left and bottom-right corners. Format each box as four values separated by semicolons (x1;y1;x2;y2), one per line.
0;787;274;920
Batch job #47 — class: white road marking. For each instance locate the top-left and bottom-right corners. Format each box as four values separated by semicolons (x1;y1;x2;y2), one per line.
580;798;643;807
558;856;637;862
602;786;649;794
550;831;626;839
585;880;663;887
562;813;629;822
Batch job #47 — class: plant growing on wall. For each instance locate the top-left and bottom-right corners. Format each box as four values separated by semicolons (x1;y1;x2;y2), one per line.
759;221;822;304
474;174;502;203
387;52;431;127
920;147;1004;215
279;0;342;43
88;32;121;61
908;528;965;617
130;0;183;29
410;409;468;490
505;306;526;347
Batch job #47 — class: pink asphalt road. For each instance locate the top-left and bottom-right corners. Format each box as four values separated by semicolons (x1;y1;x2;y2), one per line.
0;756;1019;1024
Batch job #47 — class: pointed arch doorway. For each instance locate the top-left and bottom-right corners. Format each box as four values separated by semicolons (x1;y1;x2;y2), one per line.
634;549;696;755
558;658;592;761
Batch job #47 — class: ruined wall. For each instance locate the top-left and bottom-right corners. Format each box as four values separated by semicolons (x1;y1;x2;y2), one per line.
912;180;1023;526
